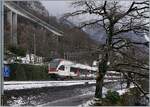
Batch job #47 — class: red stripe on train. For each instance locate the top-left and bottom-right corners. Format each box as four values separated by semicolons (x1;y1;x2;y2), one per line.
48;68;57;73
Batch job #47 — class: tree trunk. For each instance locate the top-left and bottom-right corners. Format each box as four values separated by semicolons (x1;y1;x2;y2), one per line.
126;73;132;88
95;73;104;98
94;22;113;99
95;53;108;98
126;79;130;88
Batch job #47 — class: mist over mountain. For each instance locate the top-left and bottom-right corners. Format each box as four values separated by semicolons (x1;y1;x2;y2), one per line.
84;26;148;43
83;27;107;44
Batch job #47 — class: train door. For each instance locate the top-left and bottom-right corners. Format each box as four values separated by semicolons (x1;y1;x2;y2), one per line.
66;65;71;76
57;65;65;73
57;65;71;76
76;69;80;76
65;66;73;79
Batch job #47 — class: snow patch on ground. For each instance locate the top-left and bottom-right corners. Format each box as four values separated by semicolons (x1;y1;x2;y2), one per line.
4;80;96;90
4;80;118;91
77;84;135;107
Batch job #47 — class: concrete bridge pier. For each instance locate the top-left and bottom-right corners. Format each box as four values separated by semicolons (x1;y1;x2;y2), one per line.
7;10;17;46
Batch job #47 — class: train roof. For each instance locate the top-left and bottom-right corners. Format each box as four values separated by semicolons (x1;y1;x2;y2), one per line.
58;59;97;71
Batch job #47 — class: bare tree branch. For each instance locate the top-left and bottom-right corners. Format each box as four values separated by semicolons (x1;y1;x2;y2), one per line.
114;63;149;71
122;72;149;96
66;0;149;99
78;19;104;29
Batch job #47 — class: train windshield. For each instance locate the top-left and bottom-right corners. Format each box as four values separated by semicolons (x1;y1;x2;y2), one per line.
49;59;61;68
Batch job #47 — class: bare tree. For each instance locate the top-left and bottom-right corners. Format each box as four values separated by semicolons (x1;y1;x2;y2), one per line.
64;0;149;99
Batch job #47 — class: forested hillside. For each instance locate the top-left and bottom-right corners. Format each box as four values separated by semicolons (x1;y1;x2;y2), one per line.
4;1;98;65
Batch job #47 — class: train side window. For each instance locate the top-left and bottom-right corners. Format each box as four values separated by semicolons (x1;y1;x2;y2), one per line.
59;65;65;70
70;67;78;72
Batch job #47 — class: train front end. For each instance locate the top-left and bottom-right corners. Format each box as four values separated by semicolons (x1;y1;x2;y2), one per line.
48;59;61;74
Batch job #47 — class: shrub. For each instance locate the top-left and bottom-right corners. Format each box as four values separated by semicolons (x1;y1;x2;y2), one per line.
105;90;121;104
8;45;26;57
15;64;27;81
9;63;49;81
120;88;141;106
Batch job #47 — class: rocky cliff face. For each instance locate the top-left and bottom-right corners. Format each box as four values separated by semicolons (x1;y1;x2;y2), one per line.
26;1;49;17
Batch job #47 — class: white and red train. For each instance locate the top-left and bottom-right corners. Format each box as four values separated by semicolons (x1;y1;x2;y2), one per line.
48;59;98;80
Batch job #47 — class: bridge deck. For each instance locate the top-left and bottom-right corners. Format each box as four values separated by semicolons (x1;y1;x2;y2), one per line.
4;1;63;36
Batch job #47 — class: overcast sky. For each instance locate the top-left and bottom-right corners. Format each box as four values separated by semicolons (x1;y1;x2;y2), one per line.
41;0;149;41
41;1;131;16
41;1;99;24
41;1;73;17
